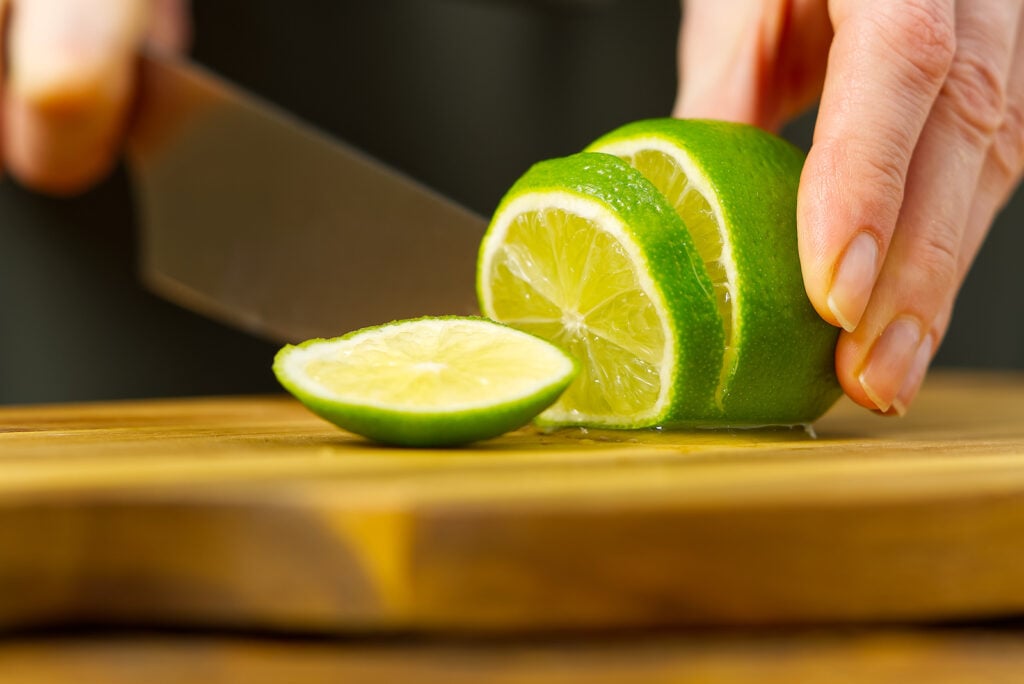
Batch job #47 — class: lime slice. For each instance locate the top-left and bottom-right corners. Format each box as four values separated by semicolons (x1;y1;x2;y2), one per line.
273;317;578;446
587;119;840;424
477;152;723;428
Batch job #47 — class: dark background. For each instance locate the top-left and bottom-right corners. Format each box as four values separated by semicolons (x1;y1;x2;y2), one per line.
0;0;1019;404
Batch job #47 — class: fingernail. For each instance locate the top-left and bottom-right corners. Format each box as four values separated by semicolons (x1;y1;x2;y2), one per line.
827;232;879;332
858;317;922;412
10;0;145;101
891;334;934;416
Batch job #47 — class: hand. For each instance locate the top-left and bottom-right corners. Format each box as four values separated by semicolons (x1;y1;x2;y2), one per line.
675;0;1024;415
1;0;189;195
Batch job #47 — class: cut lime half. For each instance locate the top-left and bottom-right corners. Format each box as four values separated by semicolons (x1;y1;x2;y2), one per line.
477;152;723;428
273;317;578;446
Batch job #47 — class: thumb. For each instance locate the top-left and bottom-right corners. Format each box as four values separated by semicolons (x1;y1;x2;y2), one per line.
4;0;148;195
673;0;786;128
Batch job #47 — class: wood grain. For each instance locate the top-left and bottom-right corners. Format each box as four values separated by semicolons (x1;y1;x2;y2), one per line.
0;370;1023;632
3;629;1024;684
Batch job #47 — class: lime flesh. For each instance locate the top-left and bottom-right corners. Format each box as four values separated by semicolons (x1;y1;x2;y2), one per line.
489;205;666;419
274;317;578;446
478;152;723;428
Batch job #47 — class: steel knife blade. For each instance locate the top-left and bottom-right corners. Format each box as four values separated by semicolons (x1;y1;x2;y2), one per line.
128;54;487;343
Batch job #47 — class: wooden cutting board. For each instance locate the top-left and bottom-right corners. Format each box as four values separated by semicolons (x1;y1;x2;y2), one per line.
1;370;1023;633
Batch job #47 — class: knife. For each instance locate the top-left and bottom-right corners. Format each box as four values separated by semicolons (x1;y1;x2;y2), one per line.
127;54;488;343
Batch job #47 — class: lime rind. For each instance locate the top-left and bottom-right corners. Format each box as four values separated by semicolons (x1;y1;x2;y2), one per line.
274;316;579;447
589;119;842;425
588;135;739;409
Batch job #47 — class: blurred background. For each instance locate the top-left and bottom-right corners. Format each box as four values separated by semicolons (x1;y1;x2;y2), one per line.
0;0;1020;404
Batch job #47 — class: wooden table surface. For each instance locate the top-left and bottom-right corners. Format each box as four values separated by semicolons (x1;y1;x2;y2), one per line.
2;369;1024;681
3;627;1024;683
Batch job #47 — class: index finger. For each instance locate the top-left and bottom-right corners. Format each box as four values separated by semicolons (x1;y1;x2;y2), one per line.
798;0;956;331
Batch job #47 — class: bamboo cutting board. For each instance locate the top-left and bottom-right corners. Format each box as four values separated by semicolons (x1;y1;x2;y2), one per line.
1;370;1023;633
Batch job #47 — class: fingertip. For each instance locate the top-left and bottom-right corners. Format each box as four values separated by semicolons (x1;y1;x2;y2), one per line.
796;147;848;328
3;70;132;195
890;333;935;416
4;0;146;195
837;364;883;413
826;293;856;333
834;328;886;412
836;314;935;416
798;141;892;333
826;231;880;331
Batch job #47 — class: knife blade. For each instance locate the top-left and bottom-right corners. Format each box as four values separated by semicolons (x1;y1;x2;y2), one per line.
128;54;487;343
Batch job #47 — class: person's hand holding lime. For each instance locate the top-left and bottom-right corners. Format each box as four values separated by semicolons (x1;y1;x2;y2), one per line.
1;0;188;195
677;0;1024;415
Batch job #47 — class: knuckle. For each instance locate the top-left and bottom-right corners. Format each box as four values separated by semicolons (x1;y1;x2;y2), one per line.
940;50;1007;144
854;143;906;190
841;141;908;217
871;1;956;87
988;99;1024;183
811;136;908;232
911;217;961;287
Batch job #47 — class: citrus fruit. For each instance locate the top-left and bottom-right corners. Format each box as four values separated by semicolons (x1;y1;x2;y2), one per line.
273;317;578;446
587;118;840;424
477;152;724;428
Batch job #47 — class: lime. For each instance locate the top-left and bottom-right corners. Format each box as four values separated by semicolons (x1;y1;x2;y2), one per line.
587;119;840;424
273;317;578;446
477;152;724;428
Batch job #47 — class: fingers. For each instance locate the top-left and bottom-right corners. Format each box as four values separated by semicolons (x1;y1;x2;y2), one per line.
673;0;831;131
3;0;149;195
960;8;1024;273
833;0;1024;414
146;0;191;55
798;0;957;333
911;6;1024;416
674;0;768;124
